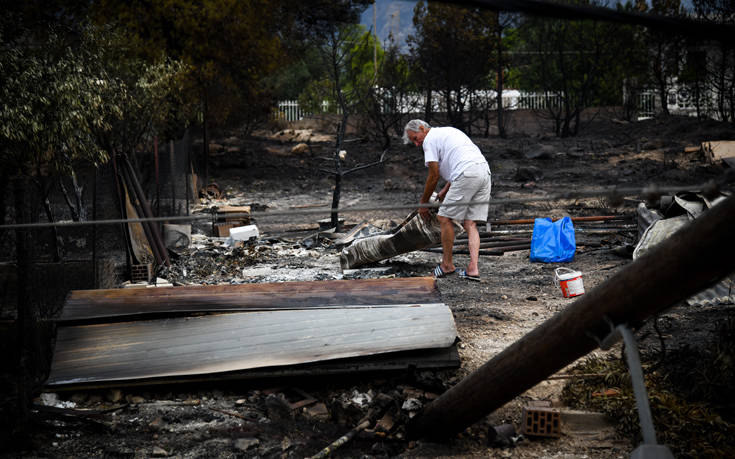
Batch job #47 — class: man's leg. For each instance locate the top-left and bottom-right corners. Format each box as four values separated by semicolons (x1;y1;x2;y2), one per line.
463;219;480;277
438;215;456;273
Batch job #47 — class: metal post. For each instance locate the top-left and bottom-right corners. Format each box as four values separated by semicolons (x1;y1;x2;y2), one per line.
154;136;160;218
169;139;175;216
601;325;675;459
619;325;657;445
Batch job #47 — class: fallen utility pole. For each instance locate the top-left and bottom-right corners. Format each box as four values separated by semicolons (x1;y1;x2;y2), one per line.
407;194;735;440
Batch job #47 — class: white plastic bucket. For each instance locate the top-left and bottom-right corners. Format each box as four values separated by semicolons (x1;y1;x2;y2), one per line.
554;268;585;298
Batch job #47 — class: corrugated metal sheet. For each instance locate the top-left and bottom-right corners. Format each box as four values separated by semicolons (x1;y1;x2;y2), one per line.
47;277;458;387
635;197;734;308
686;272;735;307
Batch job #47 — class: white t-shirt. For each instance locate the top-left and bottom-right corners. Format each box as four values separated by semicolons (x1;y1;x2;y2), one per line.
423;127;488;182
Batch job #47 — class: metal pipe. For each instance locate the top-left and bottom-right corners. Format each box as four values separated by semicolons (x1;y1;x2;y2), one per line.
407;194;735;440
119;160;163;265
92;167;98;289
110;152;132;271
170;139;175;216
617;325;658;445
125;155;170;266
154;136;160;218
489;215;627;225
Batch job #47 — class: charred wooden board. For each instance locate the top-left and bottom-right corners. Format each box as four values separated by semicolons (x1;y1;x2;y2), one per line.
60;277;440;323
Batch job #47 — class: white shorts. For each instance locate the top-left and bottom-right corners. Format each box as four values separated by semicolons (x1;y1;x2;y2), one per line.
438;165;491;222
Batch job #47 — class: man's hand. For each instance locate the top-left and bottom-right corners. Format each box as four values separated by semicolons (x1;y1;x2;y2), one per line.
419;206;431;221
419;162;440;222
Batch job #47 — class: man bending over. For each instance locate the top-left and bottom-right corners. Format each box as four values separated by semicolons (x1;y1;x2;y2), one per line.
403;119;491;281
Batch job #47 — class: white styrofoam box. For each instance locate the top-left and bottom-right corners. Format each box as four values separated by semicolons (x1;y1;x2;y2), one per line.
229;224;259;241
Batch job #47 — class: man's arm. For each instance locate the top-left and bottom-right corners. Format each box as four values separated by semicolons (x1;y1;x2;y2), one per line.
419;162;440;220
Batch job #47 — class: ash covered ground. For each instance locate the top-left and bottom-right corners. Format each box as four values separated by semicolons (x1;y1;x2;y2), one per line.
15;115;735;458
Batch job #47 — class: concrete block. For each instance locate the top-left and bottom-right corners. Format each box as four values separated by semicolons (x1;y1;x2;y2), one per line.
630;444;675;459
163;224;191;249
560;409;615;433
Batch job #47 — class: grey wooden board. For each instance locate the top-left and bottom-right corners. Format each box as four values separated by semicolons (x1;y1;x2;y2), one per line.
48;303;457;385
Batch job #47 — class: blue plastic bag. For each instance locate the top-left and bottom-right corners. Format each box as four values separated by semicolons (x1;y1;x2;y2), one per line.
529;216;576;263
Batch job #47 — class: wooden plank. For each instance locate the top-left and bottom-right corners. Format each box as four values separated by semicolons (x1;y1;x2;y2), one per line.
216;205;251;214
703;140;735;164
48;303;456;386
60;277;440;323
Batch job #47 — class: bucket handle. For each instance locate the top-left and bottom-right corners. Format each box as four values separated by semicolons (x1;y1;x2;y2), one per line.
555;267;577;277
554;267;578;290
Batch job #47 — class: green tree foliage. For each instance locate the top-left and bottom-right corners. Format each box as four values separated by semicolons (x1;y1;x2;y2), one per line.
91;0;373;134
345;27;384;95
295;19;387;229
0;26;120;258
353;35;416;148
515;1;632;137
85;25;193;157
408;1;497;131
269;47;324;100
295;24;380;116
92;0;285;133
1;20;190;232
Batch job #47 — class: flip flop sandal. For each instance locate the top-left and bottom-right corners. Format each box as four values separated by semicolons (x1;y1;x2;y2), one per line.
433;265;455;278
458;269;481;282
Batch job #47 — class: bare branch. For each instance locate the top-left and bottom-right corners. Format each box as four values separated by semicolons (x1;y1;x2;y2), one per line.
342;149;389;176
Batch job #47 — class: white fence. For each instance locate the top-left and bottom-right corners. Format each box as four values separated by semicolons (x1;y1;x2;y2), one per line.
274;89;701;122
274;90;567;122
275;100;337;122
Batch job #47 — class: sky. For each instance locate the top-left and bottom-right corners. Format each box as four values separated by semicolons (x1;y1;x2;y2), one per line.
359;0;416;48
359;0;700;50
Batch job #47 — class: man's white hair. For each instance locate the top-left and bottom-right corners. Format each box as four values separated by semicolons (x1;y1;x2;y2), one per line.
402;119;431;144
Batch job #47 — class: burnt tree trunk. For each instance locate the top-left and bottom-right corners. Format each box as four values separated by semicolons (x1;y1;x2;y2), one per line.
35;173;62;262
424;88;433;123
496;17;506;139
13;177;37;438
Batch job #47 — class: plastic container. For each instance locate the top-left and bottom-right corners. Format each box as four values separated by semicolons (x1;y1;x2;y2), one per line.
554;267;585;298
229;224;259;241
